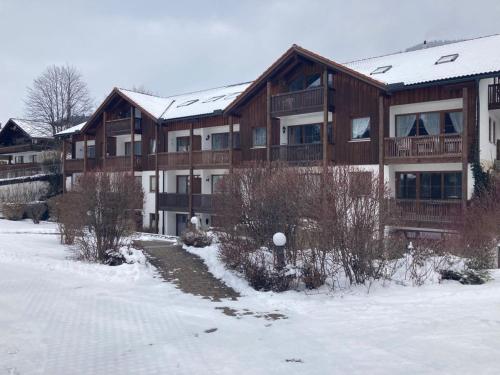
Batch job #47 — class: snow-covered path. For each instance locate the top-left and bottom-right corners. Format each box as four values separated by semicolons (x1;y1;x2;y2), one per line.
1;220;500;374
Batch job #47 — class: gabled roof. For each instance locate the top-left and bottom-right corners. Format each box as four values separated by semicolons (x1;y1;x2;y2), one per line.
344;34;500;86
225;44;387;114
55;122;86;137
0;118;53;139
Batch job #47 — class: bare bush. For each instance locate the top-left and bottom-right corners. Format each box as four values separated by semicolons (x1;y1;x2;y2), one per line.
0;182;49;221
181;227;212;247
53;172;143;262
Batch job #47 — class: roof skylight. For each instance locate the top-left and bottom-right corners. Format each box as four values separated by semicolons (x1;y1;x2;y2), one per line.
224;92;242;100
435;54;459;65
177;99;199;107
370;65;392;75
202;95;225;103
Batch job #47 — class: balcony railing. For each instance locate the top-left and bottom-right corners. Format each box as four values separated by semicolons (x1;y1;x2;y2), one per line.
388;199;463;225
192;194;213;213
64;158;97;173
270;143;323;164
154;150;242;170
384;134;462;162
104;155;142;171
271;87;333;117
158;193;189;211
157;152;190;169
192;150;231;167
488;83;500;110
105;118;142;136
0;162;60;179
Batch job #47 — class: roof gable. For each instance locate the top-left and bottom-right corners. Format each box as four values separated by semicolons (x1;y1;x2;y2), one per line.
0;118;53;140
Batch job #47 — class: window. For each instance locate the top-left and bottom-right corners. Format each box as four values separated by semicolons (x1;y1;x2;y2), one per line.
396;110;463;137
252;127;266;147
306;73;321;88
29;155;36;163
351;117;371;140
397;173;417;199
288;75;305;92
396;172;462;201
149;175;157;193
87;145;95;158
149;139;157;154
211;175;224;194
371;65;392;75
489;118;497;144
134;176;142;187
444;112;463;134
14;155;24;164
211;133;230;150
176;137;190;152
435;54;459;65
176;175;189;194
149;213;157;230
177;99;198;107
288;124;321;145
125;141;142;156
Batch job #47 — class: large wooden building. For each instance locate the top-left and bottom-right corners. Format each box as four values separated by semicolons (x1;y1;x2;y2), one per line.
58;35;500;237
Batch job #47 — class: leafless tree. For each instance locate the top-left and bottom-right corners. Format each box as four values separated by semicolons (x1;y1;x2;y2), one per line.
25;64;93;134
131;85;156;95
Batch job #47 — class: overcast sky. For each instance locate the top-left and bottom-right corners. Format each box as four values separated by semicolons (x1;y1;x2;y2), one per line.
1;0;499;123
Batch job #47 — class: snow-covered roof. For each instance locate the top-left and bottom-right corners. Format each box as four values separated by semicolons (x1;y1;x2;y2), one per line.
3;118;53;139
343;34;500;86
55;122;86;136
118;82;252;121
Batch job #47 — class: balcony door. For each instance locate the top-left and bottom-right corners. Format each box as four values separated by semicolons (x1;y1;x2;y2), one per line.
176;175;201;194
176;214;188;236
176;135;201;152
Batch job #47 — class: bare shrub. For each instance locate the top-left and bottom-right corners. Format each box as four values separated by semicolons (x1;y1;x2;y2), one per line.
38;150;62;175
181;227;212;247
25;202;48;224
0;182;48;221
48;192;84;244
53;171;143;262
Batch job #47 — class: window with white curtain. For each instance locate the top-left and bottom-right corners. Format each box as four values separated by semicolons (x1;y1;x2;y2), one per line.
252;127;266;147
351;117;371;140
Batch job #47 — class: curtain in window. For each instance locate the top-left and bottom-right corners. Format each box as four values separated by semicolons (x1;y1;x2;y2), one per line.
448;112;463;134
396;114;416;137
420;113;440;136
352;118;370;139
212;133;229;150
253;128;266;147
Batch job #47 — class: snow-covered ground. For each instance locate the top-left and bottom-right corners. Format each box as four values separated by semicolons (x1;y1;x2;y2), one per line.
1;219;500;375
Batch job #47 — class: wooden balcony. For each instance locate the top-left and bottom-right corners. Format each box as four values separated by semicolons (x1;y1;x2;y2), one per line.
154;150;242;170
488;83;500;110
270;143;323;164
158;193;189;211
271;87;333;117
0;162;60;179
104;156;142;171
384;134;462;163
0;143;47;155
64;158;97;173
192;194;213;213
388;199;463;226
105;118;141;136
192;150;232;168
157;152;190;169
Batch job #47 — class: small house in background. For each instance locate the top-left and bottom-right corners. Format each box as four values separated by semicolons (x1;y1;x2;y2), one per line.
0;118;58;179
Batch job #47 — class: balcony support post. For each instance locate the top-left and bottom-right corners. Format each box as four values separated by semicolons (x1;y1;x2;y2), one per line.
229;115;234;173
322;68;329;169
103;111;107;170
378;95;385;239
62;139;66;193
155;121;160;234
462;87;469;212
189;122;194;217
83;134;88;173
266;80;272;164
130;107;135;175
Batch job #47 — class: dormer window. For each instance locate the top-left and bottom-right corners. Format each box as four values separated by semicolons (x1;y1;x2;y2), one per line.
177;99;198;107
202;95;225;103
435;54;459;65
371;65;392;75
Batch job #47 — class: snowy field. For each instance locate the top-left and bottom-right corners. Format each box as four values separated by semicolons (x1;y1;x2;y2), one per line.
1;219;500;374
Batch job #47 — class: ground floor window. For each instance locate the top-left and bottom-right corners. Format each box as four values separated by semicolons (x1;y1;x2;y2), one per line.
396;171;462;200
149;213;157;230
149;175;157;192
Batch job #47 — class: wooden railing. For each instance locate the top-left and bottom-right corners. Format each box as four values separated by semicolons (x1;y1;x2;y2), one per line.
104;155;142;171
157;152;190;169
158;193;189;211
271;87;332;116
384;134;462;161
0;162;60;179
192;194;213;213
64;158;98;173
270;143;323;164
192;150;231;167
388;199;463;225
0;144;47;155
106;118;133;136
488;83;500;110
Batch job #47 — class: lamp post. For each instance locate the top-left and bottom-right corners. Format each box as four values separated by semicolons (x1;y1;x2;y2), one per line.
273;232;286;270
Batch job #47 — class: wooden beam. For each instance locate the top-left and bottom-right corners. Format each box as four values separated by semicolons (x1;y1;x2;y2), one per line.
378;95;385;239
462;87;469;212
83;134;88;173
322;68;328;169
266;81;272;163
103;111;107;170
62;140;66;193
229;115;234;173
155;122;159;234
189;122;194;217
130;107;135;174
